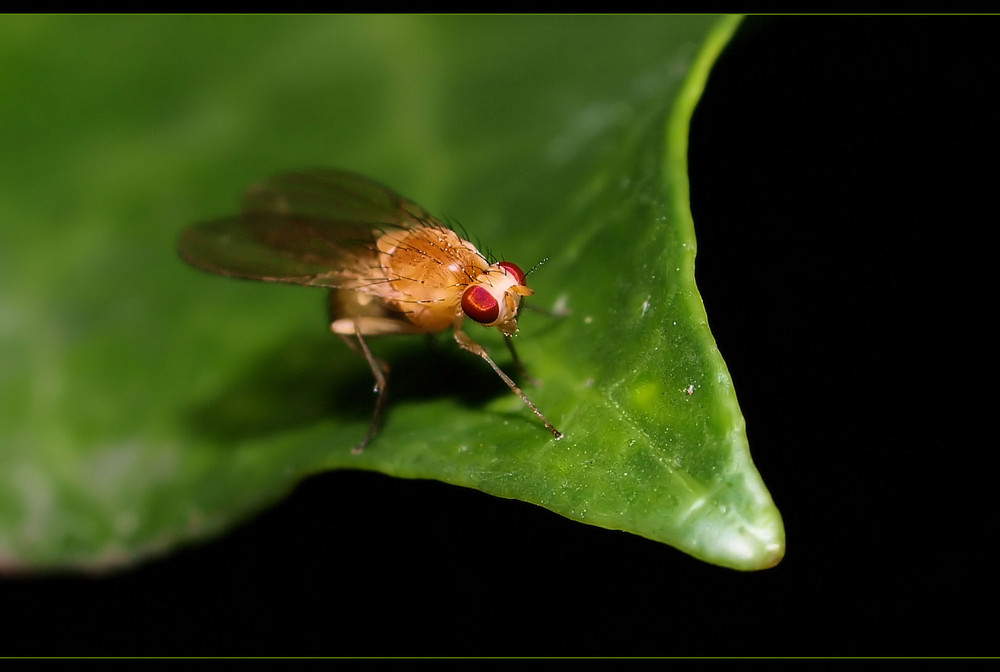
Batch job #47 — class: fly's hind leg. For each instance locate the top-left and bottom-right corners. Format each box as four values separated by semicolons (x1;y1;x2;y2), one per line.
337;323;390;454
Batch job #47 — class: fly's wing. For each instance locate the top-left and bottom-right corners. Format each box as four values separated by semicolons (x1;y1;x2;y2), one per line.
178;170;437;291
241;169;434;223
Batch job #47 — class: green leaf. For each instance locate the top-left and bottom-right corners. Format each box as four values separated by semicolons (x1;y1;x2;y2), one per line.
0;15;783;572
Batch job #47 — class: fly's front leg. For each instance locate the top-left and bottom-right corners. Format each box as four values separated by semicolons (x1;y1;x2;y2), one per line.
453;328;562;440
503;335;540;388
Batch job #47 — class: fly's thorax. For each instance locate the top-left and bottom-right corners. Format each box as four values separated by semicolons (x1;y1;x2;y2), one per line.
375;225;489;333
461;261;533;337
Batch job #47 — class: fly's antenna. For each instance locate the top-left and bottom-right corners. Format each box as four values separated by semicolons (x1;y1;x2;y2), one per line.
524;257;549;279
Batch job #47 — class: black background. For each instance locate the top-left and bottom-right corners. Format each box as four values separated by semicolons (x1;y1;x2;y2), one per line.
5;17;995;656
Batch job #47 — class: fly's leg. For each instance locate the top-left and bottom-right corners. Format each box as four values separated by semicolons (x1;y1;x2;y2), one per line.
508;294;569;386
338;323;390;454
454;329;562;440
503;335;540;387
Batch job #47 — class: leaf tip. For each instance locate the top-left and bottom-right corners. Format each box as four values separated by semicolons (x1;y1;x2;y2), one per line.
683;487;785;571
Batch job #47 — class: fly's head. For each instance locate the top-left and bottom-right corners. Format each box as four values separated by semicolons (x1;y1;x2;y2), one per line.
461;261;533;337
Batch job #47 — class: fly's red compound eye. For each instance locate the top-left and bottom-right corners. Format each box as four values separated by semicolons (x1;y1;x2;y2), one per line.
462;285;500;324
498;261;526;285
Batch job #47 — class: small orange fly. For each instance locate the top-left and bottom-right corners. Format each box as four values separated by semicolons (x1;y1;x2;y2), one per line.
178;169;562;452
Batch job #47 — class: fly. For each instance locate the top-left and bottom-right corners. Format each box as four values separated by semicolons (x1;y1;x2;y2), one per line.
178;169;563;452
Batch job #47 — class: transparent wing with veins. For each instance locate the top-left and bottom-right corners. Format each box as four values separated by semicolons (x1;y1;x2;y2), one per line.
177;169;439;293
